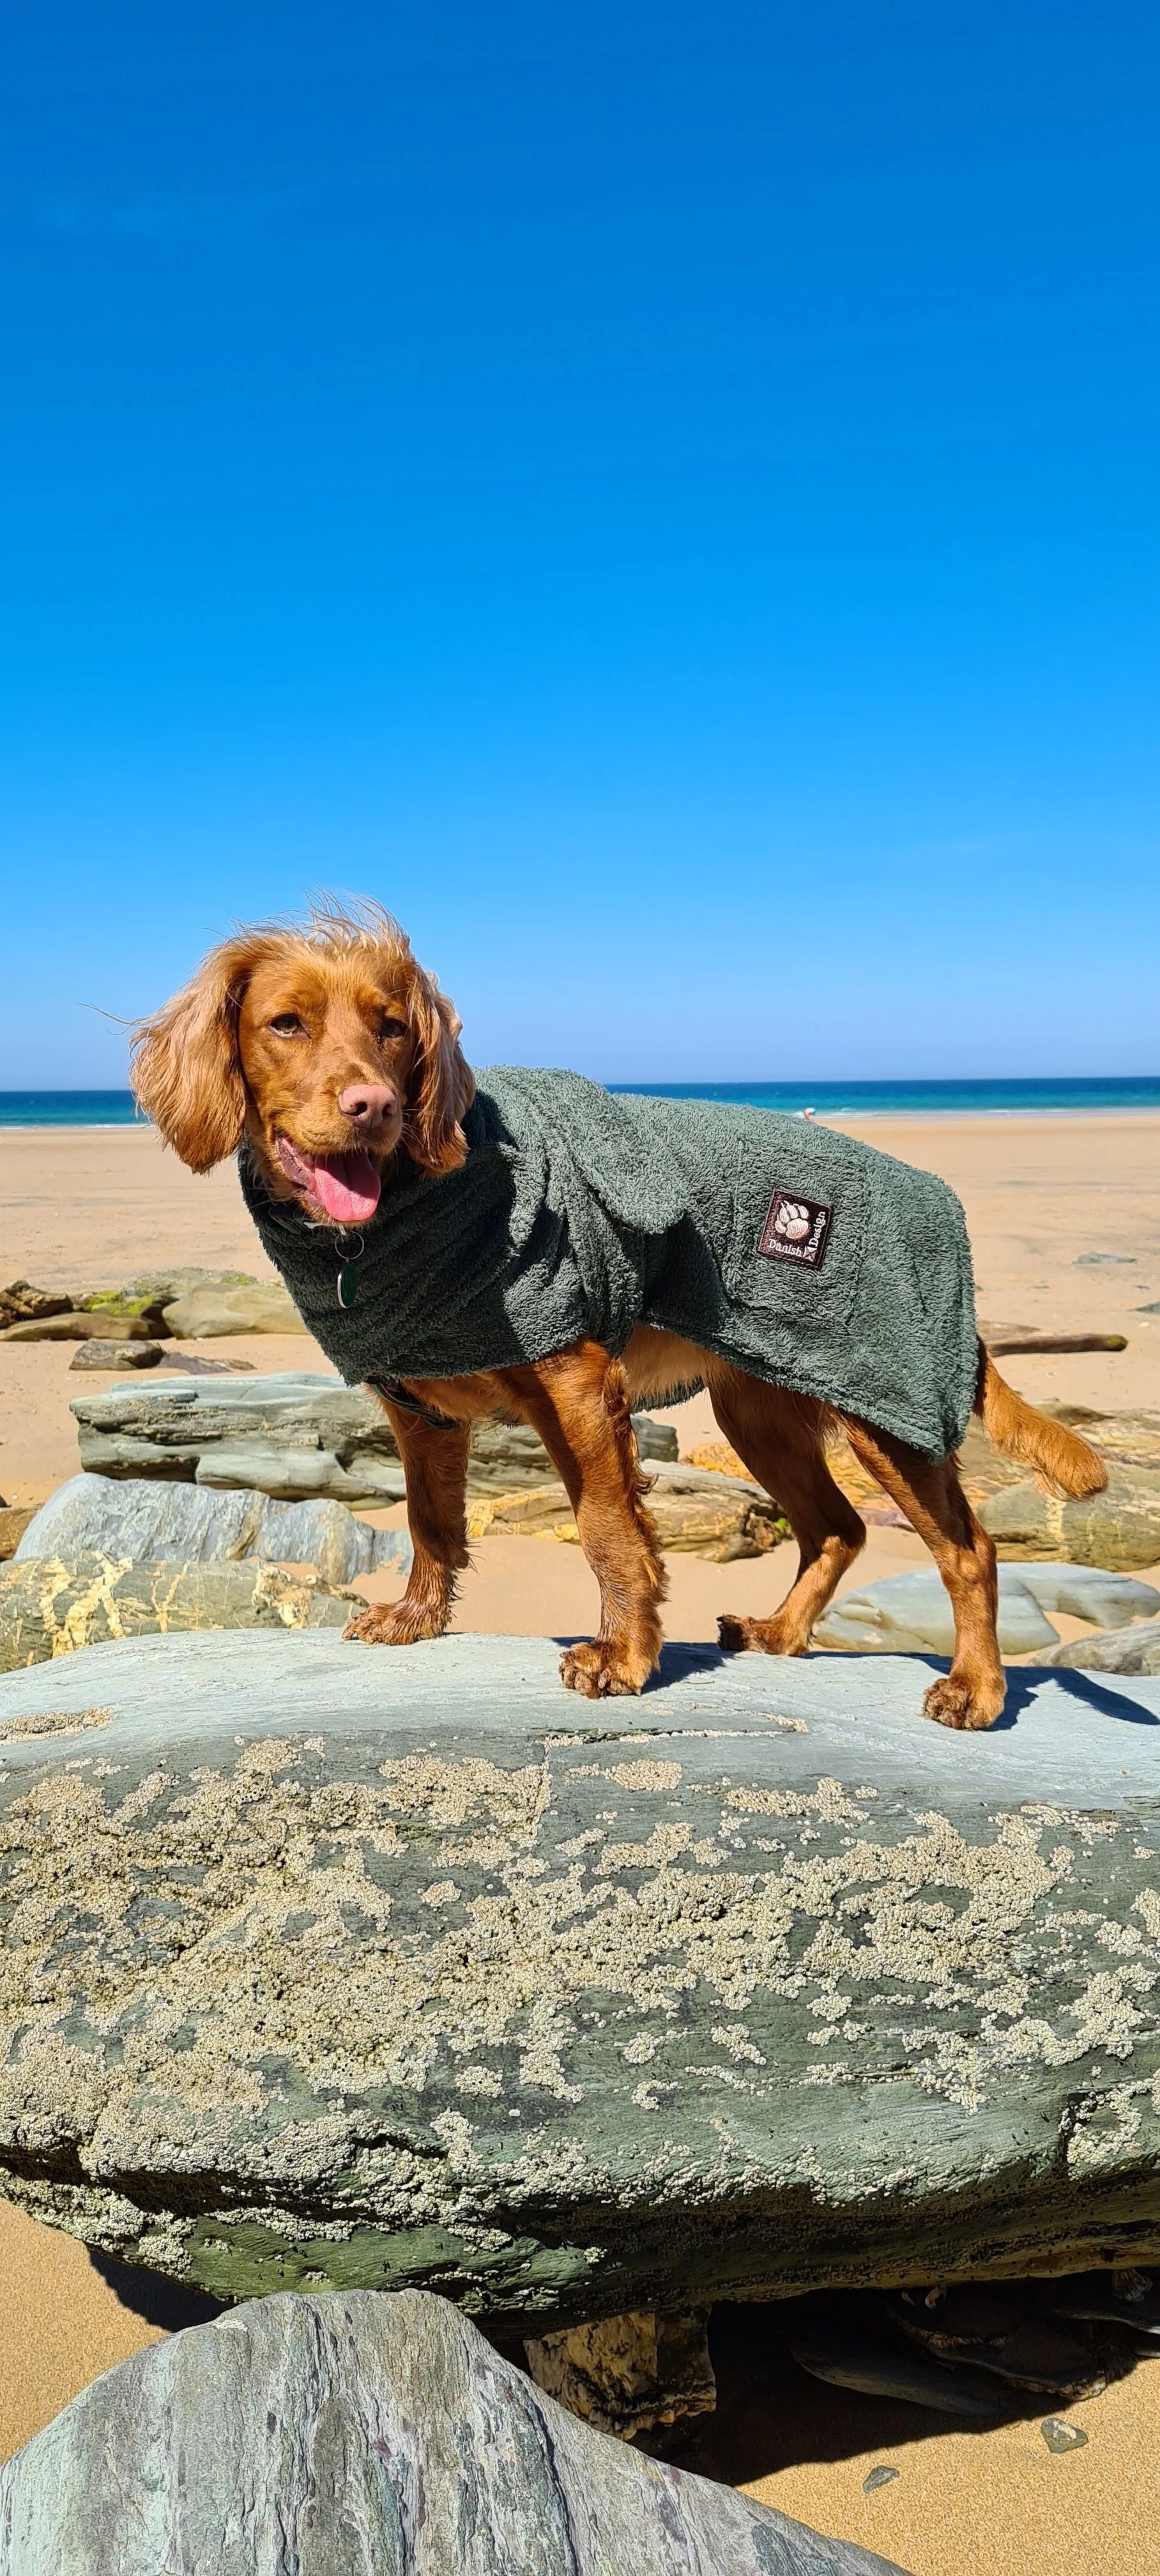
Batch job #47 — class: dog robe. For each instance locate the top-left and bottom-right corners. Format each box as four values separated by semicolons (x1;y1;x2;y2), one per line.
240;1068;979;1460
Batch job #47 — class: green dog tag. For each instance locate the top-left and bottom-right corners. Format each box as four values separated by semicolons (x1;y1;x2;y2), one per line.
337;1265;358;1310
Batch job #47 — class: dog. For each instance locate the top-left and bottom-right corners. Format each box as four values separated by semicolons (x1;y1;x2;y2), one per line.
132;901;1106;1729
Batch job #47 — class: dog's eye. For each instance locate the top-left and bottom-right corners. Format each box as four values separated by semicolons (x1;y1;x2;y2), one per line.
269;1013;307;1038
379;1016;408;1043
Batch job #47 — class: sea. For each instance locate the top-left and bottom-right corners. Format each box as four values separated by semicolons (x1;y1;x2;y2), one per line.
1;1077;1158;1127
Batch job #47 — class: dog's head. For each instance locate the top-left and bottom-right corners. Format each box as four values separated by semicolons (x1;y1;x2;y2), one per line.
131;902;474;1226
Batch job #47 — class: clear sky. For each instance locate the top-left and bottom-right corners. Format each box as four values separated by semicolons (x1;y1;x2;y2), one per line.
1;3;1157;1085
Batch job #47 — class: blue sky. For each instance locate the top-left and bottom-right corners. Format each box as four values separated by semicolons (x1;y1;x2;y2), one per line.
1;2;1157;1084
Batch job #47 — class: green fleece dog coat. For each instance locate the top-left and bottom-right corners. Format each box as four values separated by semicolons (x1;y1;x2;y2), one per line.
240;1068;979;1460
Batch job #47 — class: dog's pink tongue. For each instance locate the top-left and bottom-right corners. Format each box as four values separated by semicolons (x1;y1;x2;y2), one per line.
309;1152;382;1224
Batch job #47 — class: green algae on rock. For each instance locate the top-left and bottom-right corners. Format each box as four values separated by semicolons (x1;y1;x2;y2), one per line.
0;1632;1156;2327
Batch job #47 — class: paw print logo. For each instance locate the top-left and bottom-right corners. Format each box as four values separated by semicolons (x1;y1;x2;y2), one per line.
774;1199;812;1242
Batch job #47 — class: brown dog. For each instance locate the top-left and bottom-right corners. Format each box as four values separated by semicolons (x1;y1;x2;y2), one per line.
132;903;1106;1728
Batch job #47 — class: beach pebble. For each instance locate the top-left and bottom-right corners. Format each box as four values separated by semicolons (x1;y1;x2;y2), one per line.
862;2465;900;2493
1041;2416;1089;2453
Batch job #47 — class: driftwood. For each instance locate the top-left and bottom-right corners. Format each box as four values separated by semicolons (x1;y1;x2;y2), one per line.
984;1331;1127;1356
0;2289;906;2576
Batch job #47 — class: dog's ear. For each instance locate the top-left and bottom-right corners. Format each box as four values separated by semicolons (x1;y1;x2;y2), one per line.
131;938;259;1171
404;966;475;1175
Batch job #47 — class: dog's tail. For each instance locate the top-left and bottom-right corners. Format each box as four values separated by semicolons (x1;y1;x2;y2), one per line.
973;1344;1108;1499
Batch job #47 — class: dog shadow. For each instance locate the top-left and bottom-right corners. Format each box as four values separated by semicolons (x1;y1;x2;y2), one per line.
549;1637;1160;1726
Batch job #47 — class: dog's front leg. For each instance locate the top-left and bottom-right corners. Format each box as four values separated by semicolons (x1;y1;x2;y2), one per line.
506;1340;667;1698
344;1403;471;1647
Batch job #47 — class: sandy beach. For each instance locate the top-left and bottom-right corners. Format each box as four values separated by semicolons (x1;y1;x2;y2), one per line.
2;1107;1159;2573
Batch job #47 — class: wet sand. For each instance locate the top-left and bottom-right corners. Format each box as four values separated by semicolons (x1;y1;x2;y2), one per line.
1;1110;1159;2569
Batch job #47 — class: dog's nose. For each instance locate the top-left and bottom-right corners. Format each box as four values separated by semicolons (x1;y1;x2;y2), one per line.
338;1082;397;1128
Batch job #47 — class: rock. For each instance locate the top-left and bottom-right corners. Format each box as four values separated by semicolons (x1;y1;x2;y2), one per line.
1041;2415;1089;2453
0;1312;156;1344
631;1414;680;1462
162;1282;309;1337
816;1563;1160;1657
149;1352;257;1376
0;1282;72;1330
884;2292;1103;2395
524;2307;715;2438
1012;1565;1160;1627
13;1475;412;1591
77;1271;259;1332
814;1568;1060;1656
70;1346;256;1376
460;1414;676;1494
1140;1302;1160;1316
123;1267;259;1302
0;2289;904;2576
789;2315;1008;2418
1039;1620;1160;1675
0;1557;351;1671
69;1342;164;1372
979;1469;1160;1570
73;1372;406;1502
682;1440;758;1480
0;1510;36;1563
863;2466;901;2493
0;1631;1157;2317
471;1465;788;1559
1032;2268;1160;2331
70;1374;676;1507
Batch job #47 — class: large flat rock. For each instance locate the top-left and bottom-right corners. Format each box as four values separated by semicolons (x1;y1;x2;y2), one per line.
0;2288;904;2576
0;1633;1157;2326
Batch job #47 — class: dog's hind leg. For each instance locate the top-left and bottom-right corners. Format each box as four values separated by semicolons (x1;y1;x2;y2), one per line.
841;1418;1005;1730
710;1370;866;1657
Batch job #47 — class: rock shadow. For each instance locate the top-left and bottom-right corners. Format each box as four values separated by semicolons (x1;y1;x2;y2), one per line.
88;2250;225;2331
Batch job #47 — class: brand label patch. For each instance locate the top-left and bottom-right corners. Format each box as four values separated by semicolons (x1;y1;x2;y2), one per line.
758;1190;832;1271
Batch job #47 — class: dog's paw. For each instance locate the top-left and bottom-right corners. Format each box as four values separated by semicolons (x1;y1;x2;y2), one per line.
922;1673;1005;1731
559;1640;651;1698
342;1602;445;1646
717;1612;806;1658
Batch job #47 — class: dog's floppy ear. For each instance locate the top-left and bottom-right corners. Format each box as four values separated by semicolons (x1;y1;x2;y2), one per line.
404;965;475;1176
131;937;260;1171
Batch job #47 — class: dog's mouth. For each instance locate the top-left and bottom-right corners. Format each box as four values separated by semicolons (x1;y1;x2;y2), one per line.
274;1133;383;1225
